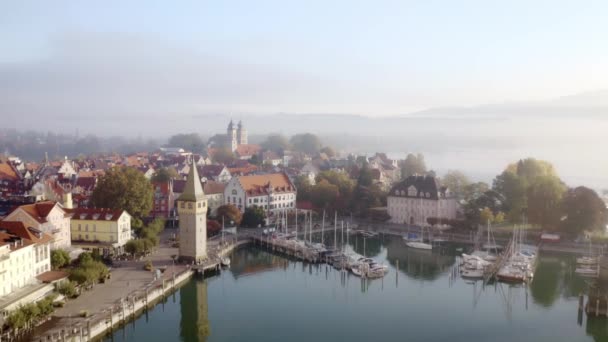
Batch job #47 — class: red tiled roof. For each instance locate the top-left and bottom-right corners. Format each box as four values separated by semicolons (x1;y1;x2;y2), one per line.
235;144;261;157
36;270;69;283
66;207;128;221
13;201;61;224
203;181;225;195
237;173;295;196
0;156;19;182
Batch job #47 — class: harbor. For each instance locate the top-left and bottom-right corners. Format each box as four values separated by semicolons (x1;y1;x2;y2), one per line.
104;237;608;342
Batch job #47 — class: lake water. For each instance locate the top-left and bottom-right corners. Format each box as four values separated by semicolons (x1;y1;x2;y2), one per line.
105;235;607;342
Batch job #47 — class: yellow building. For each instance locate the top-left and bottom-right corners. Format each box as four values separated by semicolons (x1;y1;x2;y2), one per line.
69;208;131;256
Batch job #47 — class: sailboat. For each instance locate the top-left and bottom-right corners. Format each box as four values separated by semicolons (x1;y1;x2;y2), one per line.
463;220;499;263
403;227;432;250
220;218;231;267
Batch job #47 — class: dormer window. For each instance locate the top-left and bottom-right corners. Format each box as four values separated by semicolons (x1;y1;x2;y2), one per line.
408;186;417;197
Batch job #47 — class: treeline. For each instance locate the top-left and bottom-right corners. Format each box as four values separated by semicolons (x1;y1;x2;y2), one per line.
295;163;386;217
457;158;607;235
0;129;160;161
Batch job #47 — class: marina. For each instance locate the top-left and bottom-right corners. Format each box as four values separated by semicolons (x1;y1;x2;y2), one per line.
105;236;608;342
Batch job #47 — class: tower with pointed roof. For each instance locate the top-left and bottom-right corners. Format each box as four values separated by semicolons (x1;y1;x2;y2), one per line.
177;161;207;263
236;120;247;145
227;120;237;152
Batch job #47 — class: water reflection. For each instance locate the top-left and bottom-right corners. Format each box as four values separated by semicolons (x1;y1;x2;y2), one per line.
180;280;210;342
229;247;288;278
385;237;455;280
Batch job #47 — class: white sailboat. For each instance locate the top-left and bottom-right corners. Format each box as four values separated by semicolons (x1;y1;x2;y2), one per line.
404;227;432;250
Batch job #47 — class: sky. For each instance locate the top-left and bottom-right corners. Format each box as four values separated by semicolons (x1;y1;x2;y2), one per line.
1;0;608;118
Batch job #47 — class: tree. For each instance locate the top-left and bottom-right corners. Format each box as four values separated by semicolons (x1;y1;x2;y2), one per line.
90;166;153;219
241;206;267;228
212;147;236;165
51;249;70;270
463;190;505;226
207;220;221;237
351;163;386;216
216;204;242;225
316;170;355;209
151;167;179;183
493;158;561;223
310;180;340;210
294;175;313;202
560;187;608;234
207;134;230;149
479;207;495;224
441;170;470;198
527;176;566;230
125;239;143;256
167;133;206;153
290;133;322;155
400;153;427;178
463;182;490;202
261;134;291;154
320;146;336;158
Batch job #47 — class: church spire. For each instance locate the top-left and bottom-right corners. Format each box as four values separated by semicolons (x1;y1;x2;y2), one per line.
178;160;205;201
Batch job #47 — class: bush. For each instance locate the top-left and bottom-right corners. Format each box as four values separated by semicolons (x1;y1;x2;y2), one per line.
144;260;153;271
51;249;71;270
69;254;110;286
57;281;78;298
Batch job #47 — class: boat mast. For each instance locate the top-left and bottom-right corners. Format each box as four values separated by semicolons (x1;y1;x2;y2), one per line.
341;220;344;252
295;208;298;241
309;211;313;244
334;211;337;250
321;210;325;246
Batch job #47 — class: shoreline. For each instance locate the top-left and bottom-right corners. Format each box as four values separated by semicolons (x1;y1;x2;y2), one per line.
30;240;248;342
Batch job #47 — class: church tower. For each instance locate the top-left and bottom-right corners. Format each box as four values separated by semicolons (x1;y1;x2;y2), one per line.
237;120;247;145
227;120;237;152
177;162;207;263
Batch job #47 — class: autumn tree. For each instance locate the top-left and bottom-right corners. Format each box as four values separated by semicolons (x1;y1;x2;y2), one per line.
90;166;153;221
216;204;243;225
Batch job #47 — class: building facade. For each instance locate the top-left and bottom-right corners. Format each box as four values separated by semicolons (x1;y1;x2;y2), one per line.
4;201;71;249
387;175;460;226
223;173;297;215
0;221;53;298
177;163;207;263
69;208;132;256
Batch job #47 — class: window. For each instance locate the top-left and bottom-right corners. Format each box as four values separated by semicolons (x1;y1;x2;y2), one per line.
188;203;193;209
180;202;185;209
232;189;237;195
197;202;201;208
93;225;96;232
78;224;81;231
85;225;88;232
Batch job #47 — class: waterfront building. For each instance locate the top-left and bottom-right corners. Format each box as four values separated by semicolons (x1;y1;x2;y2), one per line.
68;208;132;256
387;175;460;226
4;201;72;249
177;163;207;263
224;173;296;215
0;221;53;298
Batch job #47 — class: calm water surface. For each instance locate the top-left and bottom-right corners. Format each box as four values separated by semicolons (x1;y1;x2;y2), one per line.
106;235;608;342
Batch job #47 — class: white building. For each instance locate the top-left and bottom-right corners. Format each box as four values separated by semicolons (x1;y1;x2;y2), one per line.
4;201;72;249
0;221;53;298
387;175;460;226
177;163;207;263
224;173;297;215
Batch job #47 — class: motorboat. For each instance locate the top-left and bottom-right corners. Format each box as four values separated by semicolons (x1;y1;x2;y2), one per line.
575;266;599;277
221;257;231;267
406;241;433;250
351;265;363;277
577;256;598;265
460;268;484;279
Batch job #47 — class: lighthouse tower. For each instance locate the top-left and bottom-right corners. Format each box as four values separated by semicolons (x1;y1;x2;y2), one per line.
177;162;207;263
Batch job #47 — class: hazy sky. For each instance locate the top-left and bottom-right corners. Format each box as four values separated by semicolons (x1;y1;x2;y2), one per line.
1;0;608;117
